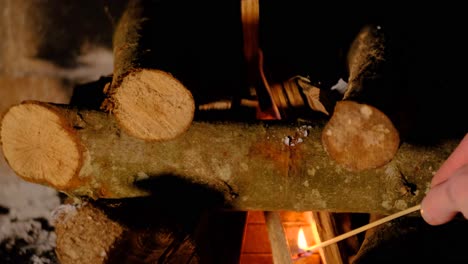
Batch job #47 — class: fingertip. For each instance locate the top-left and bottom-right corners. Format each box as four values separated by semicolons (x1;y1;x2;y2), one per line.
420;201;439;225
421;185;458;225
420;198;437;225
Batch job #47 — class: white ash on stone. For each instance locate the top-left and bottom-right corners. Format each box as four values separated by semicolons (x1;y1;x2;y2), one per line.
0;157;61;264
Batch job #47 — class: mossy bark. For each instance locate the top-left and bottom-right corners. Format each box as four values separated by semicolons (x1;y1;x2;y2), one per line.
2;102;460;214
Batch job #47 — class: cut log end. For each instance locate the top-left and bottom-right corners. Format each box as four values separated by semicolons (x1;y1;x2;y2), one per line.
55;202;125;264
322;101;400;171
106;69;195;141
0;102;82;188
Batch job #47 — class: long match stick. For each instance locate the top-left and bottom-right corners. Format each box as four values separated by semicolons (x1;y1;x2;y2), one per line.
305;204;422;252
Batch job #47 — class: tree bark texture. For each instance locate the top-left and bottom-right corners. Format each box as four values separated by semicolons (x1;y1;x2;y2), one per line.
344;24;386;103
0;101;459;214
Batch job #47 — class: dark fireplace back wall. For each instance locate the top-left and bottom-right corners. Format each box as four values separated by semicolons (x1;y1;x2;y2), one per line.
28;1;468;144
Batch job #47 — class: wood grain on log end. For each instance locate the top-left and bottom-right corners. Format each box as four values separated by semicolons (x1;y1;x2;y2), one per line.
0;101;82;188
102;69;195;141
322;101;399;171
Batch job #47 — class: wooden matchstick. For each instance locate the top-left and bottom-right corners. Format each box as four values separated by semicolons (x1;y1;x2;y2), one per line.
305;204;421;252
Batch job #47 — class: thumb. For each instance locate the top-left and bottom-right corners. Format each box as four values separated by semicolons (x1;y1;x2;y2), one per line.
421;181;458;225
421;164;468;225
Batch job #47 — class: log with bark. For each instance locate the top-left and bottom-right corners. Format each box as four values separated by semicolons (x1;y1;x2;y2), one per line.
344;24;386;104
101;0;195;141
320;24;402;172
54;199;202;264
0;100;458;214
54;201;126;264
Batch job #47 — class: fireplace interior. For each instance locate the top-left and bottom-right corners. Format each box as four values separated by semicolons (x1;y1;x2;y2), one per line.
1;1;468;263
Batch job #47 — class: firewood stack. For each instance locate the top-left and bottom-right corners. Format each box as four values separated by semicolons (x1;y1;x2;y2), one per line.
0;1;465;263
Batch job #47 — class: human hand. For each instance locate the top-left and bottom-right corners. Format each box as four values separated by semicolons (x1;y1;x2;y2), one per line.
421;133;468;225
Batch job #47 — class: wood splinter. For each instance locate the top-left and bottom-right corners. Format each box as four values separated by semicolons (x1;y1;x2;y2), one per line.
102;0;195;141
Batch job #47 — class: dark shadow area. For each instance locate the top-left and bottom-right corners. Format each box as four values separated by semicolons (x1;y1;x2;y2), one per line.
129;0;247;106
0;205;9;215
69;75;112;109
93;175;244;264
97;175;227;230
34;0;467;145
353;216;468;264
259;2;468;145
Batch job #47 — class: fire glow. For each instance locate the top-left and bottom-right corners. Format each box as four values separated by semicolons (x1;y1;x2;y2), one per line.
298;228;309;251
293;228;313;260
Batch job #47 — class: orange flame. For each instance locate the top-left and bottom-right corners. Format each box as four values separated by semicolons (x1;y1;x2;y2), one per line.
297;227;309;250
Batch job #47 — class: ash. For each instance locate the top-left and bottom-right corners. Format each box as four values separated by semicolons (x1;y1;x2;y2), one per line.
0;157;61;264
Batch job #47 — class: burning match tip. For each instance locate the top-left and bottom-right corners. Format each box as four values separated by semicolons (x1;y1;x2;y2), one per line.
292;250;314;261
